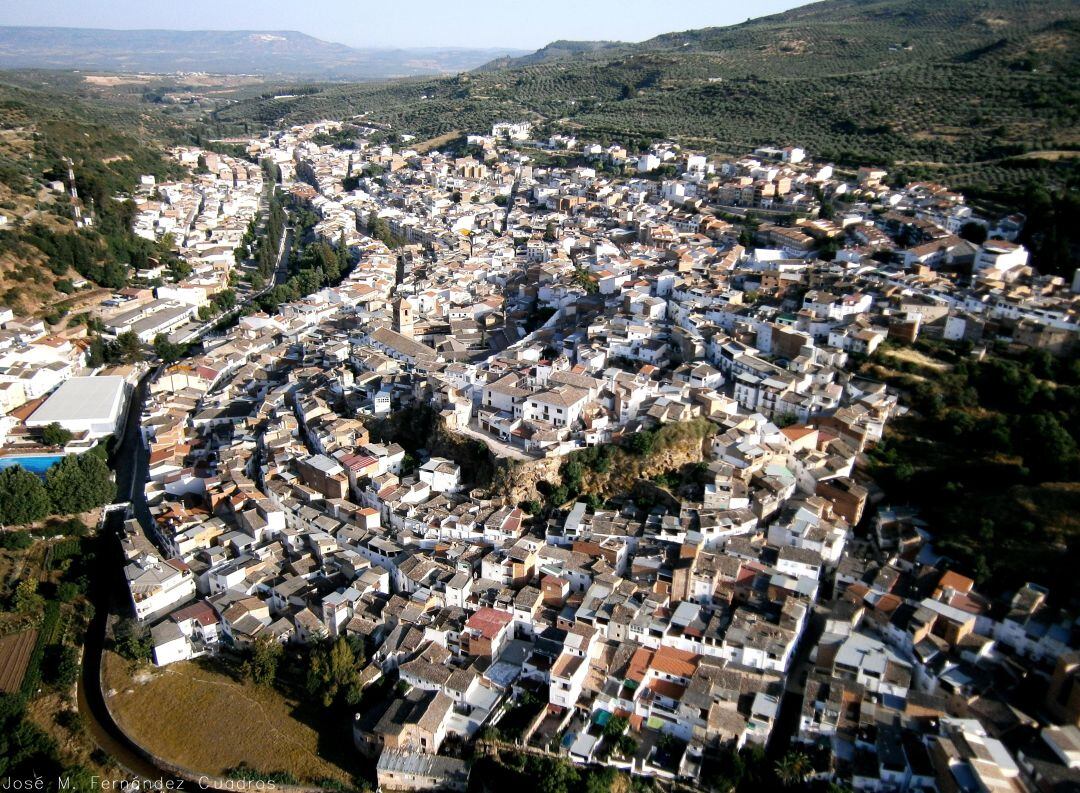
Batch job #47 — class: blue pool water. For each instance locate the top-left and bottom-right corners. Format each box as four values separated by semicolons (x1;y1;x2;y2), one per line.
0;455;64;476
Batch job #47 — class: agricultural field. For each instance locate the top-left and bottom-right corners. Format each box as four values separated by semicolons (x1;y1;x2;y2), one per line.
0;627;38;693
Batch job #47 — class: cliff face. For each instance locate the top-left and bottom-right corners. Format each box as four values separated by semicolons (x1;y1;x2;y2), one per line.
489;455;563;505
369;407;717;508
366;404;498;486
487;419;717;506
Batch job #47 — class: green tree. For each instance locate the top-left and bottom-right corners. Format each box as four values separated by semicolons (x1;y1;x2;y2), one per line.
114;331;142;363
242;634;284;687
775;750;812;787
547;485;569;508
336;230;350;275
212;289;237;312
1016;413;1078;481
521;499;542;516
959;222;988;244
13;577;44;614
599;716;637;760
86;336;107;368
560;460;585;493
307;637;364;707
47;645;80;688
583;768;618;793
114;618;152;663
40;423;73;447
153;333;185;364
46;454;116;515
0;531;32;550
538;757;579;793
0;465;51;525
627;430;656;456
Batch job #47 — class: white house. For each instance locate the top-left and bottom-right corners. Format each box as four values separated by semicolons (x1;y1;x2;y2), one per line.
974;240;1029;274
125;554;196;621
418;457;463;493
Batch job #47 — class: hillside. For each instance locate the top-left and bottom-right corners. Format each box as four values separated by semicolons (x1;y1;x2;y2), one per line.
475;40;623;71
0;27;526;80
0;79;184;321
863;341;1080;599
213;0;1080;200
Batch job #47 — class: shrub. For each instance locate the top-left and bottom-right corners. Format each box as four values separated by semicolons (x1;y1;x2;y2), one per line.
40;423;74;447
626;430;656;456
0;530;33;550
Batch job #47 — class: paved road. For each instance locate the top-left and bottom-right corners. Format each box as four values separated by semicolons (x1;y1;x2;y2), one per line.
78;508;183;784
457;419;538;462
114;369;154;530
501;174;520;234
169;217;292;347
74;368;185;782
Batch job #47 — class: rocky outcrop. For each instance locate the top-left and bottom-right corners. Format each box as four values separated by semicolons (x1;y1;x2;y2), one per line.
487;418;717;506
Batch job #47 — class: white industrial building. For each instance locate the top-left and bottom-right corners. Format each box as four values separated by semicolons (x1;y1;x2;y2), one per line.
26;375;130;439
104;299;197;342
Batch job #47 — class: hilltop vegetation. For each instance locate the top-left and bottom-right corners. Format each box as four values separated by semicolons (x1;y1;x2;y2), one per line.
214;0;1080;202
476;40;623;72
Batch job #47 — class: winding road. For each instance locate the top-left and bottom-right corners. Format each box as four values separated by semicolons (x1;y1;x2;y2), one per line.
77;369;185;783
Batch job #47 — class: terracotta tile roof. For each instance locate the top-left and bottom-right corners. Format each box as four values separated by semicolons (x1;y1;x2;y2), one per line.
650;679;687;701
937;570;975;595
649;645;699;678
465;607;512;639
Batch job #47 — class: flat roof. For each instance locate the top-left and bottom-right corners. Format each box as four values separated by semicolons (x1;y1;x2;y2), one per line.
127;304;193;335
27;376;127;425
106;298;172;328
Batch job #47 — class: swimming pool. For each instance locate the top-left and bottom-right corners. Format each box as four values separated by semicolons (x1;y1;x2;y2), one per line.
0;455;64;476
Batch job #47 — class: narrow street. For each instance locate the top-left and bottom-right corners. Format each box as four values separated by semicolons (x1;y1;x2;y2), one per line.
766;607;825;760
114;369;154;530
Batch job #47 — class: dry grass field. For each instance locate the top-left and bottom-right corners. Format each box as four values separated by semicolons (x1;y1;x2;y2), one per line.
102;651;352;784
880;346;953;373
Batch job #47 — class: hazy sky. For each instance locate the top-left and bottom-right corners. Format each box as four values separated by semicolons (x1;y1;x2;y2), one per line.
0;0;807;49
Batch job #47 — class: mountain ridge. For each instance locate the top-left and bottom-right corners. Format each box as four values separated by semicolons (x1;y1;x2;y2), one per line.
0;26;528;79
475;40;624;72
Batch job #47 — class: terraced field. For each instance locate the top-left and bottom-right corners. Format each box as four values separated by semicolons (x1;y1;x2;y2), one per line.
0;627;38;693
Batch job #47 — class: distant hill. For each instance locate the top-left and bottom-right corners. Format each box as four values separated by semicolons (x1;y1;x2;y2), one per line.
215;0;1080;200
475;40;623;71
0;27;527;79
